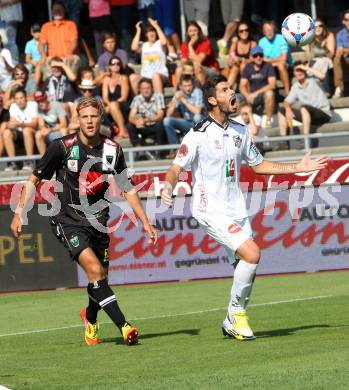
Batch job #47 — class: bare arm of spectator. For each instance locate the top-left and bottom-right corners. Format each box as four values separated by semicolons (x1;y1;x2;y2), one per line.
34;62;42;86
128;107;139;126
239;77;250;98
131;21;142;53
283;100;295;122
175;91;201;115
246;108;260;138
0;52;14;73
118;75;130;103
188;37;206;64
325;32;336;58
166;96;178;117
9;116;38;130
80;38;95;67
39;41;47;63
265;52;287;65
144;108;164;124
102;76;111;105
51;60;77;82
68;103;80;131
298;63;325;81
148;18;168;47
25;53;37;67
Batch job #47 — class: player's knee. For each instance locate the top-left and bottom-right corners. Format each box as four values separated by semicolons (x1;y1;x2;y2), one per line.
245;248;261;264
88;263;106;281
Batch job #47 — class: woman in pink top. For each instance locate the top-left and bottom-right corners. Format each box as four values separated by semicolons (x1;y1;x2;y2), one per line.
87;0;113;57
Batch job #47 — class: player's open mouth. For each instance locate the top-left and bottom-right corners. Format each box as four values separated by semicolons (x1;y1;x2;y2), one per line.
230;97;236;107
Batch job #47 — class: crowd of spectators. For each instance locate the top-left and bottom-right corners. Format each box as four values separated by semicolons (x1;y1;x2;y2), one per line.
0;0;349;168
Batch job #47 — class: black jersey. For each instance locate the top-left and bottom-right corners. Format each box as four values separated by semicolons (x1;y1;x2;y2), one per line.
33;132;134;227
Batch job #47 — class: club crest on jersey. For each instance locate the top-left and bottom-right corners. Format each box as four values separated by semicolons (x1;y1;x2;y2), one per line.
68;145;80;159
67;159;78;172
233;135;242;148
70;235;79;247
177;144;188;158
214;140;222;149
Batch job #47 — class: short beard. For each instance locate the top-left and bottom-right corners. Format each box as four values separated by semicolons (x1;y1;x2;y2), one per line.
217;101;232;115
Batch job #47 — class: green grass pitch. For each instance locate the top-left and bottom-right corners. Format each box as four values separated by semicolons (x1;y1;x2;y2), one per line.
0;271;349;390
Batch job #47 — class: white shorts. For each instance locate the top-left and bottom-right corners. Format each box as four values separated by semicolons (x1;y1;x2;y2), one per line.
196;214;253;264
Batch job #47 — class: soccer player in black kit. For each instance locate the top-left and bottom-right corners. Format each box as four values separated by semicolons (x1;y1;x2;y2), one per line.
11;97;158;346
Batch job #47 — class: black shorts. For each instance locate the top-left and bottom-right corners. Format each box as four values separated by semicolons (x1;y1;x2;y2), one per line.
50;218;110;265
279;105;331;125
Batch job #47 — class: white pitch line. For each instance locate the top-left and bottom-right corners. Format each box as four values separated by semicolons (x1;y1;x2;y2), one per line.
0;386;12;390
0;295;331;338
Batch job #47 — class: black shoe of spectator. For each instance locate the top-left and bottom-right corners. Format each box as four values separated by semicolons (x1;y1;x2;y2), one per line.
4;162;18;172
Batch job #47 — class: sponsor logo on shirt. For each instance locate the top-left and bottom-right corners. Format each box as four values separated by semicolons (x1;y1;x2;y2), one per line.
228;223;242;234
249;142;260;158
233;135;242;148
79;171;104;195
214;140;222;149
177;144;188;158
64;134;78;147
69;145;80;160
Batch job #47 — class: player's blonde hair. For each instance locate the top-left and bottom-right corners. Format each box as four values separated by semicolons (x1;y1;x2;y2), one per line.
77;97;104;116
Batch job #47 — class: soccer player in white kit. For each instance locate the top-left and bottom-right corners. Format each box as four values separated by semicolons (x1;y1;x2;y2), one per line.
161;75;328;340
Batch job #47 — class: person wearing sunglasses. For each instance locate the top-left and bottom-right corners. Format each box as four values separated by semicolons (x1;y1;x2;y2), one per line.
304;19;335;96
3;64;37;109
240;45;276;128
226;22;256;88
333;9;349;98
102;56;130;138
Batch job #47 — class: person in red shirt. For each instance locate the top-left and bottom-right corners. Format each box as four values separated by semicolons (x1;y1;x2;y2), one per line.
176;21;219;86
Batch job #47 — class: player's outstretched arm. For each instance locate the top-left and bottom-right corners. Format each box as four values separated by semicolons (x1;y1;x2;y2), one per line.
161;164;183;207
123;190;158;245
11;174;42;239
252;151;329;175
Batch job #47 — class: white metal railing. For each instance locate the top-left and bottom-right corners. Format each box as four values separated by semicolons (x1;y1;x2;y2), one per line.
0;131;348;180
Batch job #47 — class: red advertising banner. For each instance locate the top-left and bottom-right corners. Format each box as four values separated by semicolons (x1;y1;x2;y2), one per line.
76;184;349;287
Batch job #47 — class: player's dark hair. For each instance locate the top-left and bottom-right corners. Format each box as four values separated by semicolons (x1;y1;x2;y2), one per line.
179;74;194;84
203;75;227;111
77;96;104;116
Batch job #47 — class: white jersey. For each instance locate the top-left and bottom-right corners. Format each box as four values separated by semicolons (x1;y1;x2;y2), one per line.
173;115;263;219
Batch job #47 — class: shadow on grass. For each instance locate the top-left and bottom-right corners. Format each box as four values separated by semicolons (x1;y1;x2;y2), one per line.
254;324;331;338
100;328;200;345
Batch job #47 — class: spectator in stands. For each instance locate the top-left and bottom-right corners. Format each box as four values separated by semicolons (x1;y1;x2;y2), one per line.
0;34;15;92
61;0;84;26
39;57;77;113
131;19;169;93
39;1;81;75
86;0;112;58
138;0;155;25
164;74;204;156
277;62;331;150
154;0;181;55
333;9;349;98
239;46;276;127
24;23;44;72
216;0;244;60
0;94;8;157
304;19;335;96
226;22;256;88
110;0;137;54
258;20;291;95
177;21;219;86
3;64;37;109
102;56;130;138
3;88;38;171
235;101;267;154
184;0;210;36
34;90;67;154
127;77;166;155
0;0;22;63
97;33;137;91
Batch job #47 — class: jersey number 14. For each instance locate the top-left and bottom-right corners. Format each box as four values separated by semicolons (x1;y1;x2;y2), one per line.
225;159;235;178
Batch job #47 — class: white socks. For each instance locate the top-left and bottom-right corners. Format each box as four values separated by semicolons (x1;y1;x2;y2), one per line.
228;260;258;315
